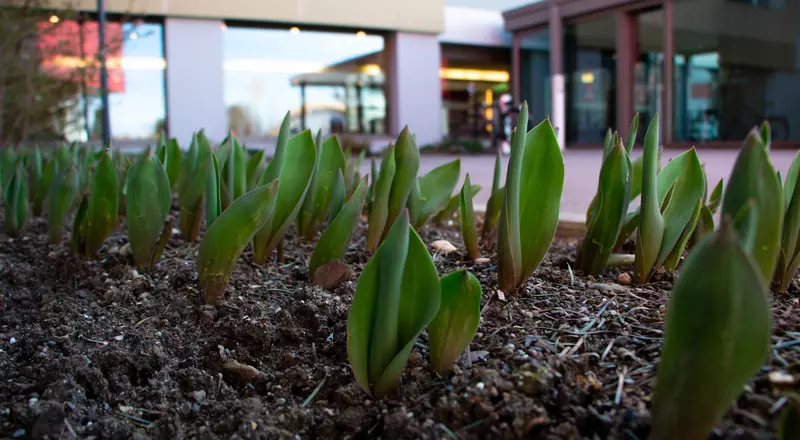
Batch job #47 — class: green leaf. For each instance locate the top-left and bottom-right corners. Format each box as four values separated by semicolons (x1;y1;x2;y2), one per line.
498;107;564;291
179;132;212;241
721;129;783;284
1;148;18;189
481;187;504;247
707;178;723;214
70;194;89;254
650;222;771;440
778;398;800;440
347;210;440;397
409;159;461;229
383;128;419;239
694;205;715;242
298;136;346;239
198;180;279;304
126;148;172;269
3;163;29;236
578;136;632;275
497;103;528;291
246;149;267;191
328;169;346;224
367;147;396;253
655;148;705;270
776;151;800;292
258;111;292;187
83;149;119;256
629;154;644;202
428;270;481;374
47;166;79;244
634;115;665;284
309;176;368;279
624;112;639;156
252;130;317;264
205;150;222;227
158;137;183;189
459;174;479;260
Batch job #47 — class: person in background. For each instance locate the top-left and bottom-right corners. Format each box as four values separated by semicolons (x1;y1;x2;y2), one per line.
495;93;513;155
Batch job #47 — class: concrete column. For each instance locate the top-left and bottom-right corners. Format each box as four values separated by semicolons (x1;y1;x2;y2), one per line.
615;11;637;141
549;5;566;149
385;32;442;147
663;0;674;144
164;18;226;147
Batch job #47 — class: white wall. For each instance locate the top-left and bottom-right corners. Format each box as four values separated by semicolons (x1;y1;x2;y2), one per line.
164;18;227;147
385;33;443;146
439;6;511;47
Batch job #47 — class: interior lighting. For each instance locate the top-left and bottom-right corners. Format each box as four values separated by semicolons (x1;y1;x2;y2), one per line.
580;71;595;84
356;30;366;37
49;15;59;23
290;26;300;34
440;68;509;83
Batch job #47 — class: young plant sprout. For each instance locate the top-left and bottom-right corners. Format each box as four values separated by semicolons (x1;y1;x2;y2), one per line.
634;116;705;283
46;166;79;244
497;102;564;292
427;270;481;374
651;219;771;440
407;159;461;229
459;174;480;260
347;210;440;397
297;135;347;240
4;162;29;237
126;147;173;269
72;148;119;257
252;129;316;265
308;175;368;282
720;124;782;287
198;179;279;305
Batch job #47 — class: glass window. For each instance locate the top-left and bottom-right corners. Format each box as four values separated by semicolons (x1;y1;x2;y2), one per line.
36;18;166;143
668;0;800;142
222;26;386;138
564;15;616;145
520;30;551;125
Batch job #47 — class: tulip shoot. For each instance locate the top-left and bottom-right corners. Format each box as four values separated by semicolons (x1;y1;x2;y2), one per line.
650;221;771;440
428;270;481;374
309;176;368;280
198;180;279;304
126;148;173;269
497;102;564;292
347;211;440;397
459;174;479;260
47;166;79;244
4;163;29;236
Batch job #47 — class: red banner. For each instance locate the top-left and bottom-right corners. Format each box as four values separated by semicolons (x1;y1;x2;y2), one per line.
37;19;125;93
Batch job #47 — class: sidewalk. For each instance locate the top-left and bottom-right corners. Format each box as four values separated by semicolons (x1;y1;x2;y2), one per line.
360;148;799;217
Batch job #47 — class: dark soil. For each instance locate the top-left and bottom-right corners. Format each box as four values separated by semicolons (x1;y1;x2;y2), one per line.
1;210;799;440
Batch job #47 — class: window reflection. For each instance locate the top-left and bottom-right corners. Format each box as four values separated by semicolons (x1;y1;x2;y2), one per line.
36;19;166;143
222;26;386;138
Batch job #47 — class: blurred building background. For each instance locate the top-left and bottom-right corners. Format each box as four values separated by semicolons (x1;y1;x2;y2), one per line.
9;0;800;149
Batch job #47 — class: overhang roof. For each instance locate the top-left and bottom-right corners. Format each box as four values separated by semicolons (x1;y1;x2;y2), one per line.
502;0;661;33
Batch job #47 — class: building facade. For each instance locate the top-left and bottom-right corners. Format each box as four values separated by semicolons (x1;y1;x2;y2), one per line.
18;0;527;150
504;0;800;148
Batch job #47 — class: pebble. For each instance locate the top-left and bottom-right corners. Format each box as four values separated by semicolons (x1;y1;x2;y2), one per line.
431;240;457;254
276;398;286;405
12;429;25;438
191;390;207;402
617;272;632;285
769;371;796;385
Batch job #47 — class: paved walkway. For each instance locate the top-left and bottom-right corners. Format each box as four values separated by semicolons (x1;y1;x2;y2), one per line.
360;148;799;215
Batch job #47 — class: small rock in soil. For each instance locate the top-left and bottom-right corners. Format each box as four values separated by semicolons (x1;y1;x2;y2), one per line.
617;272;632;285
431;240;457;254
221;359;265;385
311;259;354;290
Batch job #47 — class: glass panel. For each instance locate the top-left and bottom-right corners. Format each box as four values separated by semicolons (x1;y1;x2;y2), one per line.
9;17;165;143
519;30;550;124
565;15;616;145
223;27;385;138
668;0;800;142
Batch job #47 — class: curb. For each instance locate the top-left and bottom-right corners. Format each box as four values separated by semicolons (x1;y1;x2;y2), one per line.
473;204;586;240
